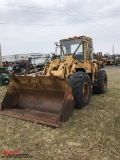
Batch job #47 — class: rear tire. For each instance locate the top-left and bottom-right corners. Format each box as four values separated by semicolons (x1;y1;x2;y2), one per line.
93;70;107;94
69;72;91;109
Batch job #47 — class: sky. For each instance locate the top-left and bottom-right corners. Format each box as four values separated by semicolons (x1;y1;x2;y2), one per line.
0;0;120;56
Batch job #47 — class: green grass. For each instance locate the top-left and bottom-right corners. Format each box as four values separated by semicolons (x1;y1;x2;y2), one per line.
0;66;120;160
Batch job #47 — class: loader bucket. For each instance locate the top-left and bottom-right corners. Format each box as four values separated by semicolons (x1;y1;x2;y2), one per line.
0;75;74;127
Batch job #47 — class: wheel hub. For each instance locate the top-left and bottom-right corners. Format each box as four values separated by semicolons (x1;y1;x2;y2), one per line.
83;82;89;99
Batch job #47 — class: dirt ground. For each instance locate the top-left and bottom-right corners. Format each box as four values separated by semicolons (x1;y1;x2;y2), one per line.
0;66;120;160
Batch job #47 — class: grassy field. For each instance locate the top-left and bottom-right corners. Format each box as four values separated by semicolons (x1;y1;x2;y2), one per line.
0;66;120;160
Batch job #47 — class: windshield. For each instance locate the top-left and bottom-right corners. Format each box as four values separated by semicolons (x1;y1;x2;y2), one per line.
61;39;82;55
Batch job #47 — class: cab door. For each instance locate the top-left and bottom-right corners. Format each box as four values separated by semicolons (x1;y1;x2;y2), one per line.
85;42;93;73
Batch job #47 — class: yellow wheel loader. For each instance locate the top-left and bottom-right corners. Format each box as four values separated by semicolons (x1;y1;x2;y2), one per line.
96;52;106;68
0;36;107;127
93;52;105;68
106;57;115;65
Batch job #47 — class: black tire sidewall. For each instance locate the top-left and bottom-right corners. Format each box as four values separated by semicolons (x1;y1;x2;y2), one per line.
93;70;107;94
69;72;91;109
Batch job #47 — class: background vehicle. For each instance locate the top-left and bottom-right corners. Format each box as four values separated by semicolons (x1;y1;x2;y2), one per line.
0;67;8;74
0;73;10;85
93;52;105;68
115;55;120;66
105;55;115;65
0;36;107;127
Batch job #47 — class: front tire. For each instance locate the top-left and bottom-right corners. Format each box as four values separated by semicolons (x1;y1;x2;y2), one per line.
93;70;107;94
69;71;91;109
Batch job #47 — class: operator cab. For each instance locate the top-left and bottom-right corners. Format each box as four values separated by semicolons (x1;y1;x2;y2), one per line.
59;36;93;62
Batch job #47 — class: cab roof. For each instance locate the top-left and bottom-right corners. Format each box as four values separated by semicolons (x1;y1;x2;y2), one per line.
60;36;92;43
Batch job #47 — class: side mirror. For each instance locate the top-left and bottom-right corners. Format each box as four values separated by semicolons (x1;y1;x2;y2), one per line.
88;42;94;52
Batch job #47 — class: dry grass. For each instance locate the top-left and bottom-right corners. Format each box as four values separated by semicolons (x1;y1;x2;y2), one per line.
0;66;120;160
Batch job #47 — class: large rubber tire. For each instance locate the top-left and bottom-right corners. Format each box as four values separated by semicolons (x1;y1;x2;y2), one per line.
93;70;107;94
69;71;91;109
